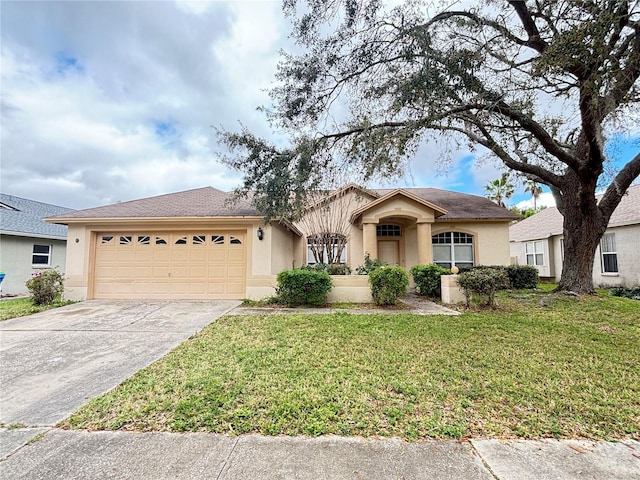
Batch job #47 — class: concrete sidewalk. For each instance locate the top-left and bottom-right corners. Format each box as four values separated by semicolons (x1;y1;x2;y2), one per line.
1;428;638;479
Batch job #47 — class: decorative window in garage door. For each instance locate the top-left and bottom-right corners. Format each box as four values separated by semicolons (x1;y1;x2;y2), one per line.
98;233;245;247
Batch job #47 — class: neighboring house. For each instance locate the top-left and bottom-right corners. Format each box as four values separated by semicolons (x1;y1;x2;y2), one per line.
46;184;518;301
0;194;73;295
509;184;640;288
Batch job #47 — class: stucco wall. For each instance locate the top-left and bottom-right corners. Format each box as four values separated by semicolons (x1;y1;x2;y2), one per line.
0;234;67;295
593;224;640;288
511;224;640;288
509;237;555;278
268;223;295;273
434;221;512;267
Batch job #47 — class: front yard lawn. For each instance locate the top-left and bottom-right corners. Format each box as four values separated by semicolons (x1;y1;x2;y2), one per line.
0;297;74;321
61;290;640;440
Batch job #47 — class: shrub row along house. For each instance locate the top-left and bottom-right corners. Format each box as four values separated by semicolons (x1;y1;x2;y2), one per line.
46;184;518;301
0;193;73;295
509;183;640;288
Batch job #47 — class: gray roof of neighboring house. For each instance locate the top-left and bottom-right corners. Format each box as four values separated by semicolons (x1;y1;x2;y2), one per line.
0;193;73;239
47;185;518;223
47;187;260;221
509;184;640;242
374;188;519;221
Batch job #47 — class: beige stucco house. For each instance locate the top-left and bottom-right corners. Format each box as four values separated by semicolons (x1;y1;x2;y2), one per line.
510;184;640;288
46;184;517;301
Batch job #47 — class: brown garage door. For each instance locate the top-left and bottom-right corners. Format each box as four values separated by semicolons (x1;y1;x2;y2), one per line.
93;231;246;299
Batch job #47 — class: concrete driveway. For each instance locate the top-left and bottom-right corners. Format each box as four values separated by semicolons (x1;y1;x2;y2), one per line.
0;300;240;427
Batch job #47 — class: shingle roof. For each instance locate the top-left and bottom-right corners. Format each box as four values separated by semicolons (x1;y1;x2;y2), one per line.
47;185;518;224
509;184;640;242
374;188;519;221
47;187;260;222
0;194;73;239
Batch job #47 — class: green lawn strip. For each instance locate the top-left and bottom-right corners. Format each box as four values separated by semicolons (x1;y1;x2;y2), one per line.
0;297;74;321
60;292;640;440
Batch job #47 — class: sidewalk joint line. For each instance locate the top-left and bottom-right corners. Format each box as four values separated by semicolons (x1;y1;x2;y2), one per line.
215;436;239;480
468;440;501;480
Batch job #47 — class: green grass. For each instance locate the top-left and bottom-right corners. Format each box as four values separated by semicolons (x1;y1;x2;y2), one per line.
61;290;640;440
0;297;75;321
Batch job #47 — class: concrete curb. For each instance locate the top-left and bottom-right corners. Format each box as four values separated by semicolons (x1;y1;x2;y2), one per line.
1;430;638;480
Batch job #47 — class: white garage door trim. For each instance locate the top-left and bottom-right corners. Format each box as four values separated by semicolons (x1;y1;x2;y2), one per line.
93;230;247;299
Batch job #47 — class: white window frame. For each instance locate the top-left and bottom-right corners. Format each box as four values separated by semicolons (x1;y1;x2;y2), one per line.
306;236;347;265
32;244;52;267
600;233;618;273
525;240;544;266
431;232;474;269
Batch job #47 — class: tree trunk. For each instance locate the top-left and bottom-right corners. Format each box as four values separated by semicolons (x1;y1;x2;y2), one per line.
555;180;608;294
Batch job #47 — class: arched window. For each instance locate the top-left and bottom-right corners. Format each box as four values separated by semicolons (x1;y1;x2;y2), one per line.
432;232;474;269
307;233;347;264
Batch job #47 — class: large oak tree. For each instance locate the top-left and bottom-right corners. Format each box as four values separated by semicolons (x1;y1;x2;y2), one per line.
219;0;640;293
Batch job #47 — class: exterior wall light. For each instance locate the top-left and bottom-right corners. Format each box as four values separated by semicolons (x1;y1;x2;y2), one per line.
257;227;264;241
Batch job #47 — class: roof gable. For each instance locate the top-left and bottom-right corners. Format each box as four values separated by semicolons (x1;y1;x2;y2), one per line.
0;193;73;239
350;189;448;223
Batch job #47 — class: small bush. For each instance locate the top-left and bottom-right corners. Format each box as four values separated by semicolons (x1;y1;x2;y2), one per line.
25;269;65;306
506;265;539;289
368;266;409;305
276;269;333;307
326;264;352;275
457;268;509;308
356;253;384;275
610;287;640;300
410;264;451;297
301;263;352;275
300;263;328;272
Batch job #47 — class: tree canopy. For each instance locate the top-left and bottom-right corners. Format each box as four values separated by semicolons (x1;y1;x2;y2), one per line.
219;0;640;292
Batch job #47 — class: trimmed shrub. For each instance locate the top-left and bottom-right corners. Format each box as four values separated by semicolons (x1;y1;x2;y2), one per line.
368;266;409;305
410;264;451;297
326;263;352;275
506;265;539;289
25;269;65;305
301;263;352;275
356;253;384;275
276;269;333;307
610;287;640;300
457;268;509;308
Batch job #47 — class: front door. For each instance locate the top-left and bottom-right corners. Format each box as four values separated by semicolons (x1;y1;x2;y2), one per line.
378;240;399;265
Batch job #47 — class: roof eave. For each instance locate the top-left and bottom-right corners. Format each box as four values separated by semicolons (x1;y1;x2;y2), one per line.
44;215;265;225
1;230;67;241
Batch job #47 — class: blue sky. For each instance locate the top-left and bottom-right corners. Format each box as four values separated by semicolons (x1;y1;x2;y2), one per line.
1;1;638;211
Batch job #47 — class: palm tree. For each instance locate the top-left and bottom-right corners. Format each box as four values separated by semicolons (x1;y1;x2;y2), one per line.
524;180;543;210
484;173;515;208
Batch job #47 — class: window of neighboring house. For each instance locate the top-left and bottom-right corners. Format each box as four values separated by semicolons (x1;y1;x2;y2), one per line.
525;240;544;266
307;234;347;264
600;233;618;273
32;244;51;266
432;232;474;269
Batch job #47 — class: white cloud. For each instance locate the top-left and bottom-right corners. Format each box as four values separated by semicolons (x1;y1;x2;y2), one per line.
515;192;557;210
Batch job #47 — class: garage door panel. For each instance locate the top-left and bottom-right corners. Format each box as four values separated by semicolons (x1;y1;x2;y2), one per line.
208;250;227;262
94;230;247;299
228;250;245;262
208;266;225;277
227;266;245;279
